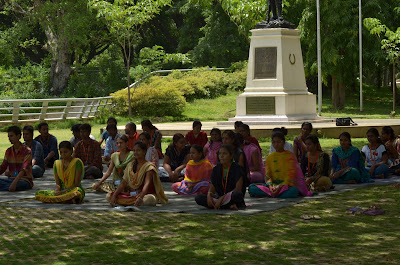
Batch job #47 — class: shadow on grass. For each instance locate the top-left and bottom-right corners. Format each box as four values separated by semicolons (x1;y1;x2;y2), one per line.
1;185;400;265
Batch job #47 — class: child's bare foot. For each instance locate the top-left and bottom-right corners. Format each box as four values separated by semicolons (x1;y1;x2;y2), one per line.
229;204;238;210
375;174;384;179
347;180;357;184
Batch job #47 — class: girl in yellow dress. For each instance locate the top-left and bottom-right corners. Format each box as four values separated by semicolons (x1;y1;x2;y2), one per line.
35;141;85;203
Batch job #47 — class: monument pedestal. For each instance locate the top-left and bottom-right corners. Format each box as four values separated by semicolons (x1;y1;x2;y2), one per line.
221;28;322;125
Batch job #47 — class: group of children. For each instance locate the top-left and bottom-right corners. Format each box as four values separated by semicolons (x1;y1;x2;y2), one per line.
0;118;398;210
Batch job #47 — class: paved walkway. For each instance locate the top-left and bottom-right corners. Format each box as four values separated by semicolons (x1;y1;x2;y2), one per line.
115;118;400;138
1;169;400;215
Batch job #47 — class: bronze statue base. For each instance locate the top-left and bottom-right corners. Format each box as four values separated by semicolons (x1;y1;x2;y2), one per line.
255;19;296;29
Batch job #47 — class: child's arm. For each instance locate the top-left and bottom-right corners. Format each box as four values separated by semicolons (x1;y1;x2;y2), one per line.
54;165;62;195
73;160;84;188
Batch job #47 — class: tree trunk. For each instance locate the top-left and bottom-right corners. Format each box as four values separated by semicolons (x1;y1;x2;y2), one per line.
376;64;382;90
338;80;346;109
351;73;357;93
396;61;400;106
127;62;132;118
383;66;392;86
393;62;397;111
332;75;339;109
332;75;342;109
44;25;72;96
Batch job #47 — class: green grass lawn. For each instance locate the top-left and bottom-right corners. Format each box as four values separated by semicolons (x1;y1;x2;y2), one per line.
321;84;395;119
1;184;399;264
182;89;239;121
0;85;398;264
180;84;397;121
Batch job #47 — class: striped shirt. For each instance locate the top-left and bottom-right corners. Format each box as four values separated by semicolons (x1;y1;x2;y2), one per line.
74;139;102;170
0;143;33;187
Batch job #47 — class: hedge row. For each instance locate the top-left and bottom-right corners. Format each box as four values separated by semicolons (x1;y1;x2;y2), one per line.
111;65;247;117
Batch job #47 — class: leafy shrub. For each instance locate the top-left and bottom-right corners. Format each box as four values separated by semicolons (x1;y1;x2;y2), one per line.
226;61;248;73
0;62;49;99
151;68;229;101
111;85;186;117
110;63;246;117
223;67;247;91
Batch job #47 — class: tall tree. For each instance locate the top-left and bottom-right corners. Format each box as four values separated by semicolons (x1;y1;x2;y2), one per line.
299;0;360;109
364;13;400;111
3;0;109;95
90;0;172;117
299;0;400;109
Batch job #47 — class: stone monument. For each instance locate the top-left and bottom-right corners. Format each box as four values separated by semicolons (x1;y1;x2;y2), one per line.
222;2;321;125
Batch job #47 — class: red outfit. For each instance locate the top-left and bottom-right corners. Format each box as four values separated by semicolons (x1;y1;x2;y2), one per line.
127;132;140;150
248;136;262;152
185;131;208;147
74;139;102;170
0;144;33;187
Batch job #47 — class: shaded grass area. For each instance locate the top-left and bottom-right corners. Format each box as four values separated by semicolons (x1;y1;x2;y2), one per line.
321;85;395;119
1;185;400;264
181;84;396;121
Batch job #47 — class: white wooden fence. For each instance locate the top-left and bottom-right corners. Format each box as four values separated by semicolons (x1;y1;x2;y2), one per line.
0;96;113;124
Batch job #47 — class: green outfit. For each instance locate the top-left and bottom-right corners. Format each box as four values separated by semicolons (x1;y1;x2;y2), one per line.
35;158;85;203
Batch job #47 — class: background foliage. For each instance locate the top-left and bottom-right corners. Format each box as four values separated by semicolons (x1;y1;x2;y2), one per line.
0;0;398;113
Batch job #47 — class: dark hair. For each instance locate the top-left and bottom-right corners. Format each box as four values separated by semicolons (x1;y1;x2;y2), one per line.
22;125;34;135
366;127;379;138
339;132;352;145
382;126;395;140
8;126;21;136
141;119;157;130
272;127;288;136
172;133;185;145
133;141;147;152
222;130;241;148
190;144;205;159
80;123;91;132
193;120;202;128
126;122;137;131
106;123;117;131
107;117;117;125
302;122;313;131
305;134;322;151
366;127;382;144
132;141;148;172
239;124;250;133
219;144;234;156
234;121;243;128
271;132;285;142
139;131;151;140
117;134;129;142
235;132;244;146
59;140;73;151
71;123;82;132
37;122;48;131
209;128;222;147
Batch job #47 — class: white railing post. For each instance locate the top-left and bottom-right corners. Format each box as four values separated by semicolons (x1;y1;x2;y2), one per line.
63;100;72;120
12;101;20;123
90;99;100;118
0;96;111;124
79;100;88;119
40;101;49;121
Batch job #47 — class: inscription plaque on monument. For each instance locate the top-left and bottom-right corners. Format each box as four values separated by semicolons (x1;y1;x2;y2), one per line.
254;47;277;79
246;97;275;115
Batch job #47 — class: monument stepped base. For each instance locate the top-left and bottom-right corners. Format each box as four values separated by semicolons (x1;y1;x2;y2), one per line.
218;115;330;126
